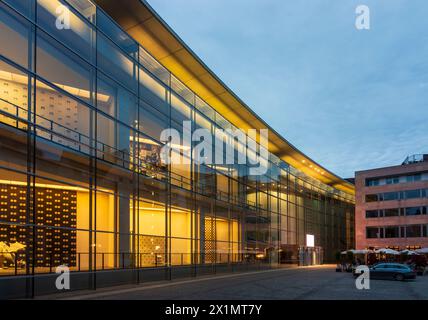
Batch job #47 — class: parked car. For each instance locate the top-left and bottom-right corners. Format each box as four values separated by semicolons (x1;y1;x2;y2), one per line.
359;263;416;281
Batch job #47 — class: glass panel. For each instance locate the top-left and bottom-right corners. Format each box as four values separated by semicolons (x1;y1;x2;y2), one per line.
97;33;137;93
365;194;378;202
404;189;421;199
95;232;115;269
75;230;89;271
97;9;138;59
97;73;138;127
138;100;168;142
3;0;34;20
0;3;30;68
195;96;214;122
171;238;191;265
386;176;399;184
405;207;422;216
383;192;399;201
95;190;115;233
384;226;399;238
366;227;379;239
0;60;29;128
67;0;95;21
406;225;421;238
36;30;92;102
139;47;169;84
37;0;94;62
171;93;191;125
170;204;192;239
96;111;115;158
139;67;168;114
136;199;165;237
365;210;378;218
384;208;399;217
35;79;91;153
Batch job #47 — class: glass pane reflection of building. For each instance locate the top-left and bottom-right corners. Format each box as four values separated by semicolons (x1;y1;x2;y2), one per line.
0;0;354;285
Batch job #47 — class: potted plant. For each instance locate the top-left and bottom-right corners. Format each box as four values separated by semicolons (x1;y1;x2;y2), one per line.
346;251;354;272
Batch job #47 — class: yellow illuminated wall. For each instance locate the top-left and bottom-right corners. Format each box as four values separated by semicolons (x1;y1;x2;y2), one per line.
0;170;115;271
135;203;192;265
205;217;240;263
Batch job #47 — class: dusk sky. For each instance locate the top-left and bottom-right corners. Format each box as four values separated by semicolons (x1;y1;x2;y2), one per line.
147;0;428;178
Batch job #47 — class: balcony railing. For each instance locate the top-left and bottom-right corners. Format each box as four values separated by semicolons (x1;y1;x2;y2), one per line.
0;98;263;210
402;154;428;165
0;251;263;277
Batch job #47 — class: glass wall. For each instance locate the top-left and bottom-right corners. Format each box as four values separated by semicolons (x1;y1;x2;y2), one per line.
0;0;354;278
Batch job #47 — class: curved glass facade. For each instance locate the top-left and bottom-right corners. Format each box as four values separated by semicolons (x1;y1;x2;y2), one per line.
0;0;354;289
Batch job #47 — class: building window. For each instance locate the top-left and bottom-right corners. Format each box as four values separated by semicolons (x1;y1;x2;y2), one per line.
384;226;400;238
0;3;30;68
97;33;138;94
365;194;378;202
366;210;379;218
403;189;421;199
384;208;399;217
405;207;422;216
366;178;379;186
406;225;422;238
366;227;380;239
386;176;399;184
382;192;399;201
406;174;421;183
37;0;95;63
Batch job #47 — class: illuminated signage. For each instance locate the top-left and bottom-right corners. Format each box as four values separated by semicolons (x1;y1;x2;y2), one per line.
306;234;315;247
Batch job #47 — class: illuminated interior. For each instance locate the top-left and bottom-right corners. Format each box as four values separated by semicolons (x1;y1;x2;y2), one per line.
0;66;242;271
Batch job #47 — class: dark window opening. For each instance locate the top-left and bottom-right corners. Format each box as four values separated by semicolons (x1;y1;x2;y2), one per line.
405;207;422;216
384;208;399;217
406;225;422;238
366;227;380;239
384;226;400;238
383;192;399;201
366;210;379;218
365;194;378;202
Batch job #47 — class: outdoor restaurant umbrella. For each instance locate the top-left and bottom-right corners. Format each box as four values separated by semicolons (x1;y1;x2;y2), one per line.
415;248;428;254
375;248;399;255
341;249;372;254
400;249;419;255
352;249;372;254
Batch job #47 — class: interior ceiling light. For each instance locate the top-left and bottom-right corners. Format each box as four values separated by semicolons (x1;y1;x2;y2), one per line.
0;70;110;102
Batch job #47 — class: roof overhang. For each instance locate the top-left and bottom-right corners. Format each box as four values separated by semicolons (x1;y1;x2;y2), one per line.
94;0;355;195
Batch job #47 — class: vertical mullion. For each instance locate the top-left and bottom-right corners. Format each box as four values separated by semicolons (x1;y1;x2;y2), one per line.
26;1;37;297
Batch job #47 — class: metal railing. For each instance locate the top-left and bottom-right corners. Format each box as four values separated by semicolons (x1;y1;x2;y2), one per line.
0;251;271;277
402;154;428;165
1;98;284;212
0;97;168;180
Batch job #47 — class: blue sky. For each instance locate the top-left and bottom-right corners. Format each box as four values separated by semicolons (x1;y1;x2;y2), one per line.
147;0;428;178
